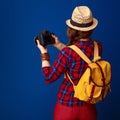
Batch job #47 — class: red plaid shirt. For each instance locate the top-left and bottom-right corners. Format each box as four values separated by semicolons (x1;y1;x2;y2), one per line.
42;39;102;106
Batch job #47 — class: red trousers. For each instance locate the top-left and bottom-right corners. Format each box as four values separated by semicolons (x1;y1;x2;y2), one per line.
54;101;97;120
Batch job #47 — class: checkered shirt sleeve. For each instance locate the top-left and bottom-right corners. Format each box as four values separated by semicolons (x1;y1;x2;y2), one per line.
42;48;69;84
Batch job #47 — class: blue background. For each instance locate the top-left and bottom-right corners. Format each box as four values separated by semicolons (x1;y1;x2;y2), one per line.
1;0;120;120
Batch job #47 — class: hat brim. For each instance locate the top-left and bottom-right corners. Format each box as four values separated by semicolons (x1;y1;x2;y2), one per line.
66;18;98;31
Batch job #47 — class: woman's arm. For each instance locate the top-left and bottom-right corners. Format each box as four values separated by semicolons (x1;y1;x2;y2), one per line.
36;34;66;67
36;35;68;83
36;40;50;68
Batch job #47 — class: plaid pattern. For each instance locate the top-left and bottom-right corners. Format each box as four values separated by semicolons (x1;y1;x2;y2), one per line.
42;39;102;106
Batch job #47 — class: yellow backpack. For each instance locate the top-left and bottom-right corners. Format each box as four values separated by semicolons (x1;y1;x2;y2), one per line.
66;41;112;104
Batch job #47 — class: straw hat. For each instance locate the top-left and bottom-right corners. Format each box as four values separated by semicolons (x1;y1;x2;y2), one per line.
66;6;98;31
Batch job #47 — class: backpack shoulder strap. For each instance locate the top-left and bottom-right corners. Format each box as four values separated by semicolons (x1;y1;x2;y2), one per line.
68;45;92;64
68;41;101;63
67;45;92;85
93;41;101;62
64;73;75;86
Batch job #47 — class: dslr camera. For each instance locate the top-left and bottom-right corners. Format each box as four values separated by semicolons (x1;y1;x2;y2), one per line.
34;30;55;47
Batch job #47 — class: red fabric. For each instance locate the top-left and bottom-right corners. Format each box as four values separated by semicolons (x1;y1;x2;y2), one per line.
54;101;97;120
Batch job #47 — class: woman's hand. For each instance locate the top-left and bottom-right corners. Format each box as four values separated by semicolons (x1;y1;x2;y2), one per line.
51;34;66;51
36;40;48;53
51;34;60;47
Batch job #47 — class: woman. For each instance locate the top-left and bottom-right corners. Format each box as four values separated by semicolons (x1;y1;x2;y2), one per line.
36;6;102;120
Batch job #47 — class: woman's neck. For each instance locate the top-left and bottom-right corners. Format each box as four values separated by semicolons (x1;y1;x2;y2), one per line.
79;38;90;41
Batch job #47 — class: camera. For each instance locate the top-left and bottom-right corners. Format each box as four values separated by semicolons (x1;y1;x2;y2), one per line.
34;30;55;47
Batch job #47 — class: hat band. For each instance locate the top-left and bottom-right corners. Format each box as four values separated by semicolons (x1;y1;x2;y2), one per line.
70;19;93;28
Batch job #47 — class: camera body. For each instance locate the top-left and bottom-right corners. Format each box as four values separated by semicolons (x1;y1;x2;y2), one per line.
34;30;55;47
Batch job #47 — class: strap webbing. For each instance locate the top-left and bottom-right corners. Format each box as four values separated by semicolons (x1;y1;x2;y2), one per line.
68;45;91;64
93;41;101;62
68;41;101;63
66;73;75;86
